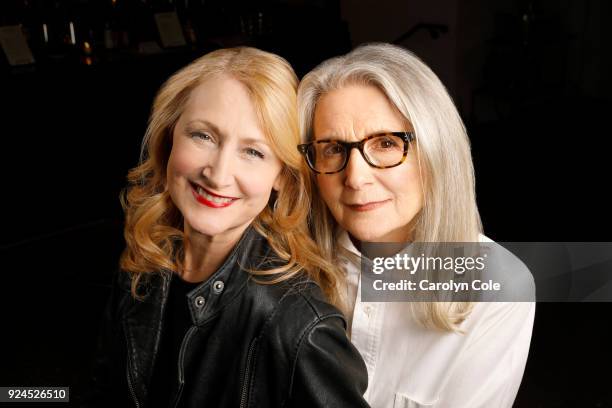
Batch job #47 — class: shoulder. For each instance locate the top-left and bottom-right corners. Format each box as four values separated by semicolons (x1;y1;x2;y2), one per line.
242;229;347;333
235;227;351;352
110;269;137;313
460;232;536;348
243;276;369;407
245;274;348;352
477;235;536;302
478;233;494;243
249;275;347;334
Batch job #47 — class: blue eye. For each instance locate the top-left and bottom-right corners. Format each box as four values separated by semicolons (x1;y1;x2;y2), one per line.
245;148;264;159
190;131;213;142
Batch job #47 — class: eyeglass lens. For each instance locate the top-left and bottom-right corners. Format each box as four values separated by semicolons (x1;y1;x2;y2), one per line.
306;133;405;173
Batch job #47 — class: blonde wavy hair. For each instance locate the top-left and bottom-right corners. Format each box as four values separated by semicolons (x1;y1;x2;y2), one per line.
120;47;343;305
297;43;483;331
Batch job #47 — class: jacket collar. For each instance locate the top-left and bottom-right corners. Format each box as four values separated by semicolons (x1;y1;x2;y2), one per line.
184;225;269;325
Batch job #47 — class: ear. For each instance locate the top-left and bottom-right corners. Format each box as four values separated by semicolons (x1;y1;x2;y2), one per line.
162;171;169;191
272;170;282;192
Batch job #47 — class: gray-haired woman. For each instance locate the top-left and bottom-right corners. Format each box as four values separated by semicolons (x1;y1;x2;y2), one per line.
297;43;535;408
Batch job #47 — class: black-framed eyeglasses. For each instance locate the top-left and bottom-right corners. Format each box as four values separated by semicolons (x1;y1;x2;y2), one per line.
297;131;415;175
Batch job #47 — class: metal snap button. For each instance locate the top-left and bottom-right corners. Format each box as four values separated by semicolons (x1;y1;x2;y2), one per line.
213;280;225;294
195;296;206;308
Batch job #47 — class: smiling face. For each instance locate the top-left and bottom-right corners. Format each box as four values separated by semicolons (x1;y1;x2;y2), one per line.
167;75;283;242
313;84;424;243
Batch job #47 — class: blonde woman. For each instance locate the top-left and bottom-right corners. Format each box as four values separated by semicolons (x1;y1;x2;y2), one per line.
87;47;369;408
297;43;535;408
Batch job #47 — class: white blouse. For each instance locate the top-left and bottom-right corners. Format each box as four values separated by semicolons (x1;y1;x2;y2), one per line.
338;230;536;408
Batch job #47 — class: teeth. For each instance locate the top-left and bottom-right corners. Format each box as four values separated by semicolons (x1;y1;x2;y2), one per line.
197;186;233;204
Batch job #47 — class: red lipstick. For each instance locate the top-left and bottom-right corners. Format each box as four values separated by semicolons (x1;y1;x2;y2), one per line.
190;182;238;208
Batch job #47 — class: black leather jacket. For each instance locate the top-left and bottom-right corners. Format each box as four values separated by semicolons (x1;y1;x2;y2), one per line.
85;227;369;408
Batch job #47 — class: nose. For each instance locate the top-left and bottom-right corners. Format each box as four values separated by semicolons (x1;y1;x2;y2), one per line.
202;147;234;188
343;148;372;189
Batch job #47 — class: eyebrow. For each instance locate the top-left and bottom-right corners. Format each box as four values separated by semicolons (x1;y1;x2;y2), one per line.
185;119;224;137
185;119;271;147
316;130;398;141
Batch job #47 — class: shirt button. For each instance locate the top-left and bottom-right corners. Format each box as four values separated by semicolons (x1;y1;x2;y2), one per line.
213;280;225;294
195;296;206;308
363;305;373;317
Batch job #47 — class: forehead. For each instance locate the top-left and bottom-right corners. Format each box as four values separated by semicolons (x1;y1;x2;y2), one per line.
179;75;266;140
184;75;252;114
313;84;408;140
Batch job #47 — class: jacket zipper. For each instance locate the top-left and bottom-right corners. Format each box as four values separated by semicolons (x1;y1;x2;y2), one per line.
172;326;197;408
126;354;141;408
239;339;257;408
123;321;141;408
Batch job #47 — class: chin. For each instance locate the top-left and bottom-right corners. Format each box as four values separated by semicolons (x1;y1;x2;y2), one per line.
339;216;375;238
346;226;386;243
186;216;233;236
350;223;409;243
191;224;227;237
362;233;388;243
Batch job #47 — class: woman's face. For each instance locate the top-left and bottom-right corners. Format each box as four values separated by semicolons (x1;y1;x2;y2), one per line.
313;84;424;243
167;75;283;241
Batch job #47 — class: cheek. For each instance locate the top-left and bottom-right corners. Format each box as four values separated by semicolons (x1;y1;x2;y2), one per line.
237;167;279;201
168;145;208;186
316;175;342;204
384;166;424;207
168;147;191;178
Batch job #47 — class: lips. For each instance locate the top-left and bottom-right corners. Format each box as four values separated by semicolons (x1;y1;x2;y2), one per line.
190;182;239;208
346;199;390;212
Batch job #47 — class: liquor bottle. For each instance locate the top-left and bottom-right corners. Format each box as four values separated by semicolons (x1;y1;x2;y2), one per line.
104;0;119;49
42;0;70;56
133;0;159;50
179;0;199;46
21;0;46;62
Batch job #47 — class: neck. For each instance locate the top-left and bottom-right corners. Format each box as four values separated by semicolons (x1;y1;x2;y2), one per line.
348;228;414;259
180;224;249;283
348;233;362;253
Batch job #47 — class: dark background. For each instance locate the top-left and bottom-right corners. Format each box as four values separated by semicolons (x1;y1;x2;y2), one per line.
1;0;611;406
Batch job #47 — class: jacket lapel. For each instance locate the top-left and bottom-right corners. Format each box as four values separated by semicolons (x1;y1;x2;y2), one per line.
122;272;171;406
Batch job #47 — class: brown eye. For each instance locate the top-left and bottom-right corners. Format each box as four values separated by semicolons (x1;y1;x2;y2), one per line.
377;137;399;149
368;135;402;152
323;143;344;156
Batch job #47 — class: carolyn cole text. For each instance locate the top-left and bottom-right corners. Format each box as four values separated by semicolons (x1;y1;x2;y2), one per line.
372;279;501;292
